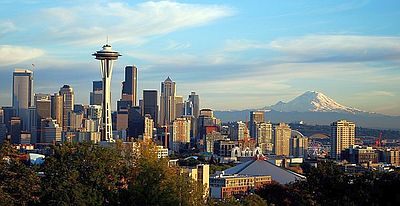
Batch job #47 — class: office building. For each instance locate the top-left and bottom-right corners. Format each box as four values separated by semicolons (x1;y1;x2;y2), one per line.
143;114;154;141
331;120;355;160
128;106;144;139
172;117;191;152
59;85;74;131
41;118;62;143
181;164;210;197
274;123;291;156
50;93;63;128
342;145;378;164
230;121;247;141
10;117;22;144
256;122;273;154
121;65;138;106
249;111;265;138
159;77;176;126
210;174;271;199
188;92;200;118
290;131;308;158
143;90;158;126
90;81;103;105
200;108;213;118
12;69;33;131
380;149;400;166
174;96;184;118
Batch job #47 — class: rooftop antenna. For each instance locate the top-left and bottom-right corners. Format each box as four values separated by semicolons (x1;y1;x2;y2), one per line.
106;35;109;45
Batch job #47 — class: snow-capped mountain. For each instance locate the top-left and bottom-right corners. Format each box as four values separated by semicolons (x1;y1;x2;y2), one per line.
265;91;365;114
215;91;400;129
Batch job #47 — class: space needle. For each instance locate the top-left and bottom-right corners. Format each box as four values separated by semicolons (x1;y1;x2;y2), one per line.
93;43;121;142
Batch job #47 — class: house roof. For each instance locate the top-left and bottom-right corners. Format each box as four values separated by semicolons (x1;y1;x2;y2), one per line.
223;159;306;184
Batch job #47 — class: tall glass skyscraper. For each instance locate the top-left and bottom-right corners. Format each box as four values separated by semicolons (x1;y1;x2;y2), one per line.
160;77;176;126
59;85;74;131
12;69;33;131
143;90;158;126
122;65;138;106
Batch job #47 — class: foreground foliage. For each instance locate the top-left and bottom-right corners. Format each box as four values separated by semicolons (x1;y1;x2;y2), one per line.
0;141;205;206
256;161;400;206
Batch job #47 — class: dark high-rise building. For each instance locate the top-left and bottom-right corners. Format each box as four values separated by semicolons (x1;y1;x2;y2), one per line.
143;90;158;125
128;106;144;139
59;85;74;131
122;65;138;106
187;92;200;138
10;117;21;144
35;98;51;143
188;92;200;118
2;107;15;132
90;81;103;105
13;69;33;131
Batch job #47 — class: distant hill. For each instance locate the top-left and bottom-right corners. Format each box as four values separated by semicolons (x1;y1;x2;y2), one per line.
214;91;400;130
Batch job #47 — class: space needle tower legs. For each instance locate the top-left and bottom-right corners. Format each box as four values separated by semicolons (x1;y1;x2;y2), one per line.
93;43;121;142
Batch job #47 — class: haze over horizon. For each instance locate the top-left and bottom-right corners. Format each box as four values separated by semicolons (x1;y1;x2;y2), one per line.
0;0;399;115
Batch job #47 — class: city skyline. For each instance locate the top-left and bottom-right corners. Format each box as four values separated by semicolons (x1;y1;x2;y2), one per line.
0;1;400;115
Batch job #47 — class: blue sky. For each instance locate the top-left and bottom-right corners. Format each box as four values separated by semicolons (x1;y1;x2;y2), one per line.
0;0;399;115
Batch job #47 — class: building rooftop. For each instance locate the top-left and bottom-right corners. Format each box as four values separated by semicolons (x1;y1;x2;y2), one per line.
222;159;306;184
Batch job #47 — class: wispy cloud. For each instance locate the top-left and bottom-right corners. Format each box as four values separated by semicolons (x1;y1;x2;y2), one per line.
0;20;16;35
21;1;235;46
0;45;45;67
270;35;400;63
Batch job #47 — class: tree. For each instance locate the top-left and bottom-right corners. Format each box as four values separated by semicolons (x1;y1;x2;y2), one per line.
119;140;206;206
0;141;40;205
39;142;126;205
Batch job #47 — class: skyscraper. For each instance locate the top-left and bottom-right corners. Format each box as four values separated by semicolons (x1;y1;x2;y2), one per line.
93;44;121;142
274;123;291;156
35;97;51;143
230;121;247;141
128;106;144;139
257;122;273;154
172;117;191;152
331;120;355;160
143;114;154;141
51;93;63;128
122;65;138;106
175;96;184;118
249;111;265;138
159;77;176;126
59;85;74;131
12;69;33;131
90;81;103;105
188;92;200;118
143;90;158;125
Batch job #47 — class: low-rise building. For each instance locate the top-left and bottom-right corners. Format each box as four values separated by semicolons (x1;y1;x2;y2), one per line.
210;173;271;199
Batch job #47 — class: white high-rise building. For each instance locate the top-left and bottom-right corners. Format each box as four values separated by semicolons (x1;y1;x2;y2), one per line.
331;120;355;159
256;122;273;154
159;77;176;126
12;69;33;131
274;123;291;156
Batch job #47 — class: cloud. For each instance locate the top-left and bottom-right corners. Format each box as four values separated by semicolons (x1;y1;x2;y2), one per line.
356;90;396;97
269;35;400;62
0;20;16;35
0;45;45;67
30;1;234;46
